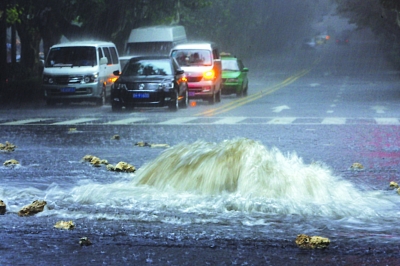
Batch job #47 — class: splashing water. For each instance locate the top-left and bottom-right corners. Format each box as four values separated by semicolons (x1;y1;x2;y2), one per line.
132;138;398;218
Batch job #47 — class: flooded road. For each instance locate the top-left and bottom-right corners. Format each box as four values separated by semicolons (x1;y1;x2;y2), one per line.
1;123;400;265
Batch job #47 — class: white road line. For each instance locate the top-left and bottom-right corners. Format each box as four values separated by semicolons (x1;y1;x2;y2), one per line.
213;117;247;124
1;118;52;125
267;117;296;124
321;118;346;124
158;117;198;125
51;118;99;125
375;118;400;125
105;117;147;125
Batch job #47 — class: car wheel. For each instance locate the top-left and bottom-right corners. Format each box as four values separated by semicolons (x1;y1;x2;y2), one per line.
169;90;179;111
216;89;221;102
96;87;106;106
236;88;244;97
208;90;216;105
179;89;189;108
243;84;248;97
111;101;122;111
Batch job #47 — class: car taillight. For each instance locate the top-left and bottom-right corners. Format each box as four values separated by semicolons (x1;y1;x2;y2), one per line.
203;70;215;80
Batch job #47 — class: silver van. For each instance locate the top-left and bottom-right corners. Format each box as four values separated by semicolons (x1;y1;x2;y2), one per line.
125;25;187;56
42;41;121;105
170;43;222;104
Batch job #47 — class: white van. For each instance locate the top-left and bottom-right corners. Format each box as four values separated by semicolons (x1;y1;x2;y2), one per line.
170;43;222;104
125;25;187;56
42;41;121;105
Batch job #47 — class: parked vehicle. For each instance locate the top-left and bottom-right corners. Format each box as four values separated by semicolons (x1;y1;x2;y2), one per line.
111;55;188;111
42;41;121;106
125;25;187;56
170;42;222;104
220;53;249;97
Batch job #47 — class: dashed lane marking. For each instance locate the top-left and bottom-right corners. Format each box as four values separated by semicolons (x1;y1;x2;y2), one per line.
321;117;346;125
1;118;52;125
51;118;100;125
212;117;247;124
1;117;400;126
105;117;147;125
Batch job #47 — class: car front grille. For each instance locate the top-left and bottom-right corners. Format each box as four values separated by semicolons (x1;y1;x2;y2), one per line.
55;75;84;85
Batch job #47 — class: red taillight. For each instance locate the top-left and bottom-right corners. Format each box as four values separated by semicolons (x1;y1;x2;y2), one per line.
203;70;215;80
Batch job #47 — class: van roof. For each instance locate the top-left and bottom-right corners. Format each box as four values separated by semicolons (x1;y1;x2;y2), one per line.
50;41;116;48
128;25;186;43
172;42;217;50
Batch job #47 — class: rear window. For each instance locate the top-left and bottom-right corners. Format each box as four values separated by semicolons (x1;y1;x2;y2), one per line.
171;49;212;66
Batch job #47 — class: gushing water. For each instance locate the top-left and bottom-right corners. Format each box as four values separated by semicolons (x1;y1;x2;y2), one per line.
2;138;399;225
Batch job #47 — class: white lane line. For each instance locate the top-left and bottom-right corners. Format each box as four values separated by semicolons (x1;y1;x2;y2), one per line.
213;117;247;124
1;118;52;125
375;118;400;125
51;118;99;125
321;118;346;124
267;117;296;124
158;117;198;125
105;118;147;125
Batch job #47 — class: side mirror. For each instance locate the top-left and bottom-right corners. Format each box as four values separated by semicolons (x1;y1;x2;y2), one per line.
100;57;108;65
242;67;249;72
176;69;184;75
113;70;121;76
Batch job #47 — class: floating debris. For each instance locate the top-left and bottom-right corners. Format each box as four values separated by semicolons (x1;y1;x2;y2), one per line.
82;155;108;167
18;200;47;217
111;135;120;140
107;161;136;173
79;237;92;246
54;220;75;230
135;141;170;148
295;234;330;249
0;141;17;152
389;181;399;189
350;162;364;170
3;159;19;166
0;200;6;215
69;128;77;132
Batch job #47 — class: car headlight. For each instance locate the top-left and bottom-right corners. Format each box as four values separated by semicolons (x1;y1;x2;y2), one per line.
226;78;239;83
83;73;98;83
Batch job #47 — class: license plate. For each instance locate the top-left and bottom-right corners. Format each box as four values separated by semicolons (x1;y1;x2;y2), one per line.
133;93;149;98
60;87;75;93
188;92;196;97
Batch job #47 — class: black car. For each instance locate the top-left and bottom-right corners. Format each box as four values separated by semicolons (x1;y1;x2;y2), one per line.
111;56;188;111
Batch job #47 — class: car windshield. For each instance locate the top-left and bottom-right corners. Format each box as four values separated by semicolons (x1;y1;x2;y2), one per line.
222;60;240;71
123;59;172;76
45;46;97;67
171;49;212;66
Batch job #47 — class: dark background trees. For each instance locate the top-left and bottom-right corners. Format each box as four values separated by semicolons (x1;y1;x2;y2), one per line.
2;0;400;93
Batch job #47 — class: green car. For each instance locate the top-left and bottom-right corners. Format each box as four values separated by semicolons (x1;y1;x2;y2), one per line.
221;53;249;97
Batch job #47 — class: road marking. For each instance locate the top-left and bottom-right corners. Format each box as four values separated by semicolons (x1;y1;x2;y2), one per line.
321;118;346;124
106;117;147;125
1;118;52;125
267;117;296;124
158;117;198;125
372;106;386;114
375;118;400;125
213;117;247;124
51;118;99;125
272;105;290;113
